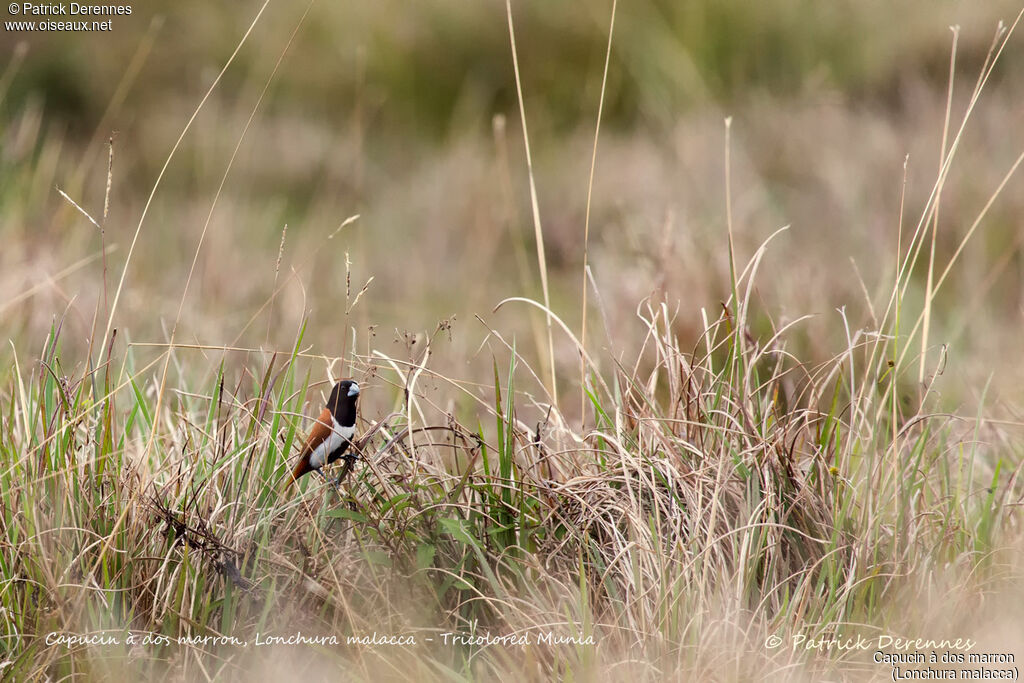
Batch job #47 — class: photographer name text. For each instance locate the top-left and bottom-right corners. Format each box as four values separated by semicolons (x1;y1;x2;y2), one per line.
11;3;131;15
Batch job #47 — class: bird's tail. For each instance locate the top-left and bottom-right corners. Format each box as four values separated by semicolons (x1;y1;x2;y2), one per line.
280;458;314;494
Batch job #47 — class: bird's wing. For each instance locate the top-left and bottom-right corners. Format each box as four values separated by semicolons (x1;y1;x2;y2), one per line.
287;408;335;484
299;408;334;459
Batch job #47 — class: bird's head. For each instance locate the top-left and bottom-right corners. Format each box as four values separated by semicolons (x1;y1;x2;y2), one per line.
327;379;360;424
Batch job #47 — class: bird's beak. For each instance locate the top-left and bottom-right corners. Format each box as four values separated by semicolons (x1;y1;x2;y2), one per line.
348;382;360;397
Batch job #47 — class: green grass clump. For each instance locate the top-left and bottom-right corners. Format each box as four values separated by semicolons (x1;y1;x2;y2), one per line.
1;247;1021;679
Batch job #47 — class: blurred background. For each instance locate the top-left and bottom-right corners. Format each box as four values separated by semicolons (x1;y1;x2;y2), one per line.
2;0;1023;416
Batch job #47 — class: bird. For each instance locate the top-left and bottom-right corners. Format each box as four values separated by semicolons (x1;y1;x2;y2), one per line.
285;379;361;488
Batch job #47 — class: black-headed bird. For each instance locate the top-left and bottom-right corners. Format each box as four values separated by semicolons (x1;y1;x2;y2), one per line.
285;379;360;488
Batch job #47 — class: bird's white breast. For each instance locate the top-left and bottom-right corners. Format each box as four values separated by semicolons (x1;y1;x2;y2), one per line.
308;417;355;469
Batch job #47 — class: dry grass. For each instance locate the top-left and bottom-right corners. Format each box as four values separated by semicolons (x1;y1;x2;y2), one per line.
2;2;1024;681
